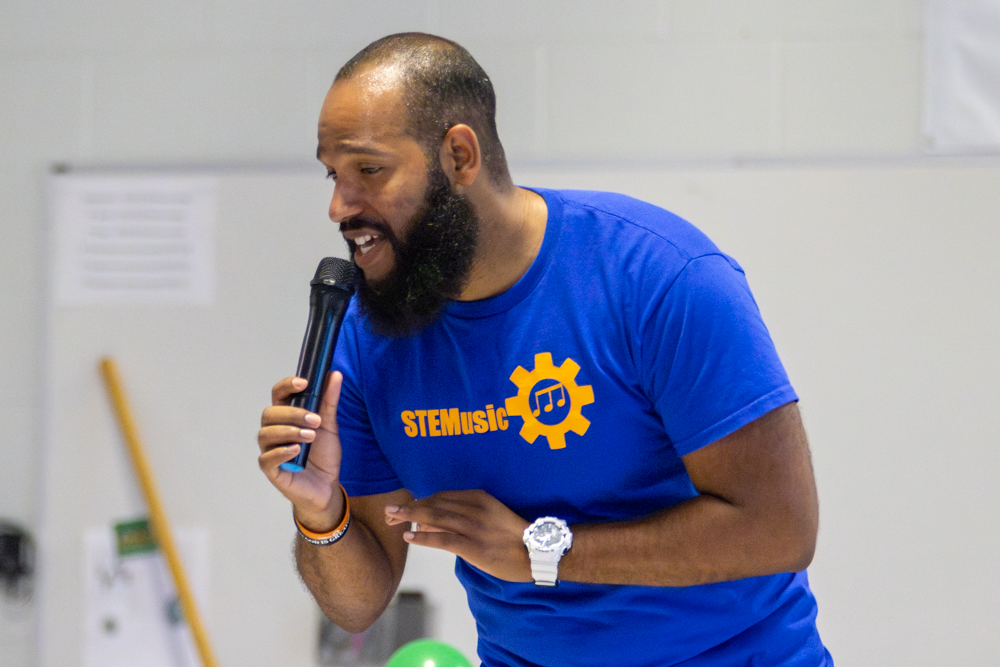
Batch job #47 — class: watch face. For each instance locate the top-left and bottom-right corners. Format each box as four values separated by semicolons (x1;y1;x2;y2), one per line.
531;520;565;551
535;521;563;547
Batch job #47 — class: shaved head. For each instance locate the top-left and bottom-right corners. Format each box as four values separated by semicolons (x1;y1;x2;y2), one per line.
336;33;512;189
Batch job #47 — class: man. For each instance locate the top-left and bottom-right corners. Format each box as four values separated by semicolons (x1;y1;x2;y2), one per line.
258;33;831;666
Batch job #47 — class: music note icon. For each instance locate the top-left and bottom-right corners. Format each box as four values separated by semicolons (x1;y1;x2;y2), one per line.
531;383;566;416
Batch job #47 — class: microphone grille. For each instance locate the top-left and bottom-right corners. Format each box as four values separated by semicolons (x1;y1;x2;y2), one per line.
311;257;357;291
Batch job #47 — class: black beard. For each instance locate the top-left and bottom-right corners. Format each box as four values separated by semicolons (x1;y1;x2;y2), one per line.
349;166;478;338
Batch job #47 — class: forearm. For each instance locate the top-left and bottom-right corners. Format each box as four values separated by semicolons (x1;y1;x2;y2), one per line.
561;492;816;587
386;405;818;589
294;488;412;633
562;403;818;587
389;484;815;589
295;515;405;632
259;375;414;631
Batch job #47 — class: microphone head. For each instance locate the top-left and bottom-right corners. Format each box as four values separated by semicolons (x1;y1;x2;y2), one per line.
311;257;357;292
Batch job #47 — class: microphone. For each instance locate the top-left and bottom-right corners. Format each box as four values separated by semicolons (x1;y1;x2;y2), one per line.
279;257;357;473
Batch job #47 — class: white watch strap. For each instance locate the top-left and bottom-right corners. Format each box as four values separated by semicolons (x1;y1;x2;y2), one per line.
529;557;559;586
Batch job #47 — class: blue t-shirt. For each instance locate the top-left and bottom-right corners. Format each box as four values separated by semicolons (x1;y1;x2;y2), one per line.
334;189;830;666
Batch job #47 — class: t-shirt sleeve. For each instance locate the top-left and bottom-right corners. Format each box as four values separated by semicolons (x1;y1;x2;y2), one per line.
331;317;405;497
639;253;798;456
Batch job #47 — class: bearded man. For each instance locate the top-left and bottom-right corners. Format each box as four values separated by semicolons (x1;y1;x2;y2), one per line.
258;32;832;667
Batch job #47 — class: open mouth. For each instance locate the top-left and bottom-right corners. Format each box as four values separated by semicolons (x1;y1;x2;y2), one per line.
353;233;381;255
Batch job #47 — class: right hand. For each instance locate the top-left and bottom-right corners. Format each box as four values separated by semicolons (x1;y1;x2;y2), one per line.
258;372;346;533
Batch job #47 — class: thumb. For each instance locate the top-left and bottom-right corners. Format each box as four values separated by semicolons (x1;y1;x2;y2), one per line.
317;371;343;431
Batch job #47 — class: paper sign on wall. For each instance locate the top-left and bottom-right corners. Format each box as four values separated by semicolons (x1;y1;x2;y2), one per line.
924;0;1000;150
51;175;217;306
83;525;208;667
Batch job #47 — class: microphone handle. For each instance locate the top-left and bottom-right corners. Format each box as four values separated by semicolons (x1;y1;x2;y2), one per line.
280;287;352;472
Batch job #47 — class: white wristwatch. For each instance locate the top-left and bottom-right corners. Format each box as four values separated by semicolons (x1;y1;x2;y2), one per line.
522;516;573;586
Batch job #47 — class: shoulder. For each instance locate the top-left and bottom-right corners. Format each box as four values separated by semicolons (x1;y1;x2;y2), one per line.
535;188;729;264
532;188;744;293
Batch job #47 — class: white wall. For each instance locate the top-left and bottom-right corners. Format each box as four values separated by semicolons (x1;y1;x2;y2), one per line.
0;1;963;665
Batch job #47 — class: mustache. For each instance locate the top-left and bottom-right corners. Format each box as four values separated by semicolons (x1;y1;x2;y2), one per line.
339;215;398;255
339;215;394;237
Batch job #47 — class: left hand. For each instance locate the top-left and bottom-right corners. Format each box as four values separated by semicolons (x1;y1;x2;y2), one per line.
384;489;532;582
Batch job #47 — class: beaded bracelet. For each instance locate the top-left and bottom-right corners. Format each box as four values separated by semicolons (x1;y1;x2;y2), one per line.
294;484;351;546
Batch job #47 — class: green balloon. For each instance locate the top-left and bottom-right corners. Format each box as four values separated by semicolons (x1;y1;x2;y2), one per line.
385;639;474;667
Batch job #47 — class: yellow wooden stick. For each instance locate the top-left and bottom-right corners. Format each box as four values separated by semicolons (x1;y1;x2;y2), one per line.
99;357;219;667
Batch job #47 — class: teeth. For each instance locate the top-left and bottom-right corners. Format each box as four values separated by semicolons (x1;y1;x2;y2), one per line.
354;233;379;255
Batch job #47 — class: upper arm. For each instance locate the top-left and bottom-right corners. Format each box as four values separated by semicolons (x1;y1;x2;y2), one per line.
639;254;798;456
681;402;819;570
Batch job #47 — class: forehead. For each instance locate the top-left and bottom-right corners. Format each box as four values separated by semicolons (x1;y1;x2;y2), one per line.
317;74;415;161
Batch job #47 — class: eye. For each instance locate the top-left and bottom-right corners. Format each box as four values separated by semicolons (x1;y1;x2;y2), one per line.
360;166;381;175
325;170;337;182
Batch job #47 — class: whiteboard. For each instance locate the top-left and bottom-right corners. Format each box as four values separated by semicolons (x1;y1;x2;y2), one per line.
41;161;1000;666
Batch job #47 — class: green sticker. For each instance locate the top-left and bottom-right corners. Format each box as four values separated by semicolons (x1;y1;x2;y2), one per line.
114;518;157;557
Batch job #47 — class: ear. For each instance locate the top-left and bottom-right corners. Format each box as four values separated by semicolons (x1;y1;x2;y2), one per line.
438;124;481;189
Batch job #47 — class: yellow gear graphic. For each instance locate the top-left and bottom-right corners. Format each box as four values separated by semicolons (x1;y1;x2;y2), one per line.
504;352;595;450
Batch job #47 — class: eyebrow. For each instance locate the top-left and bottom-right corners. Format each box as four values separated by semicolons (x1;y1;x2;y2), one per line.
316;142;392;161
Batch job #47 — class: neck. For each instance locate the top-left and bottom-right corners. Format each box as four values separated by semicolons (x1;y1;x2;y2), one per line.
457;185;548;301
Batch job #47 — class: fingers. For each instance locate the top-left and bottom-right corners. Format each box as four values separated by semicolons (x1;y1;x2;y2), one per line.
258;375;345;530
388;508;466;551
258;411;319;461
382;491;532;582
260;376;323;455
271;376;308;406
258;421;315;446
384;490;519;536
262;372;340;438
259;375;328;477
401;527;467;552
258;373;346;476
257;443;301;475
256;429;339;518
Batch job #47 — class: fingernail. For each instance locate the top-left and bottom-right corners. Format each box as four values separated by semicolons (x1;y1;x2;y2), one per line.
385;505;400;514
299;429;315;440
304;413;321;427
403;531;414;541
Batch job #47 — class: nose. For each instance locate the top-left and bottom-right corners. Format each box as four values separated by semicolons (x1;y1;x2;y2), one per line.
328;181;363;223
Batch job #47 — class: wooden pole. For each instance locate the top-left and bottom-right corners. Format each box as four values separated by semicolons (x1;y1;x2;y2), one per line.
99;357;219;667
